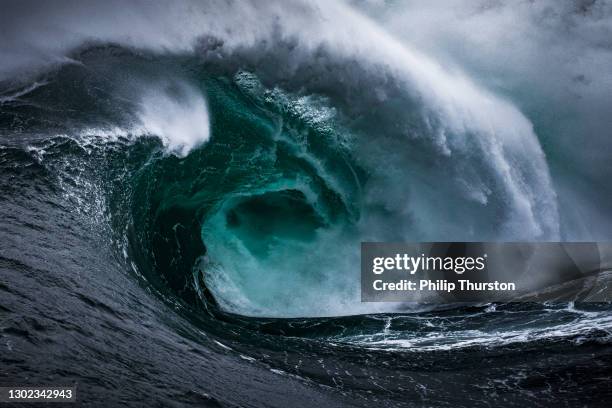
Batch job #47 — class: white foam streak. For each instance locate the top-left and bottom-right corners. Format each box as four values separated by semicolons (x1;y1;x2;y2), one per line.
338;310;612;352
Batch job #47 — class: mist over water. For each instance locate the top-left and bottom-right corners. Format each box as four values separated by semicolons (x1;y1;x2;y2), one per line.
355;0;612;240
1;1;612;406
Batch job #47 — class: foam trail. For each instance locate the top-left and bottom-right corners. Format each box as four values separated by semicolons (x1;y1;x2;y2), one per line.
0;80;48;104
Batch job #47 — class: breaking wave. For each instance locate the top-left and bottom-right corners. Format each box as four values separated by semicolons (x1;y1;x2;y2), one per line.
1;1;611;406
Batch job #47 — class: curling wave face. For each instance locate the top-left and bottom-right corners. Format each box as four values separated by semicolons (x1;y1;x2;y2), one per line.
0;0;564;317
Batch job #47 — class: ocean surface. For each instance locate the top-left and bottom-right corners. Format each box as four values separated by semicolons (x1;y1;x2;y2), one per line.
1;1;612;406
